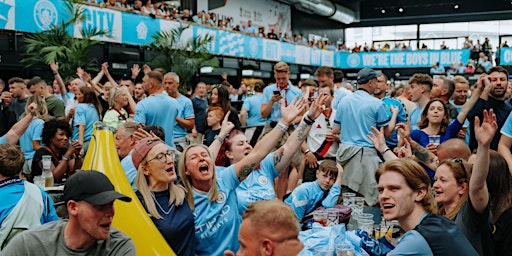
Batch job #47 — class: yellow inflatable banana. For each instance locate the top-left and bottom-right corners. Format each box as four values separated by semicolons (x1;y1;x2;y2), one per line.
82;122;175;255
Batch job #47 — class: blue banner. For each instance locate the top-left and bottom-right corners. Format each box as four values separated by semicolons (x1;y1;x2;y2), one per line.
6;0;474;69
500;48;512;65
336;50;471;69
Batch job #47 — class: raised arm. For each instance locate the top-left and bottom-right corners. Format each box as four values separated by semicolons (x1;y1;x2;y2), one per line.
235;97;305;181
368;126;398;162
498;133;512;175
4;103;36;144
209;111;235;160
383;106;399;138
470;109;497;213
273;95;328;173
457;74;487;124
49;61;68;102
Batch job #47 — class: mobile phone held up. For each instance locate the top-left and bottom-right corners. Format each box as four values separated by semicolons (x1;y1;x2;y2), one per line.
273;90;280;95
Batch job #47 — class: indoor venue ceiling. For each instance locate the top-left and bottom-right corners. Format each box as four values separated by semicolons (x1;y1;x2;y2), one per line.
341;0;512;27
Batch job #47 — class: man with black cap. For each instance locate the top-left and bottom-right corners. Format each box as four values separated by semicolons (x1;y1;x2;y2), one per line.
330;68;394;207
2;171;136;255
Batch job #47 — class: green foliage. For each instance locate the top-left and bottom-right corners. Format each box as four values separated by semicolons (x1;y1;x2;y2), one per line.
21;0;106;80
149;25;218;90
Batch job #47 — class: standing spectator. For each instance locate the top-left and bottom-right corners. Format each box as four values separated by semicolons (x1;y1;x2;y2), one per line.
430;62;445;75
244;20;258;35
192;11;203;24
204;107;224;146
103;86;130;129
190;82;208;145
134;71;179;147
397;83;417;116
133;83;146;102
8;77;29;120
64;78;86;122
240;81;266;127
451;76;471;143
331;68;393;206
469;67;511;151
27;77;65;119
132;0;143;14
431;77;458;119
210;85;241;130
260;62;302;146
409;74;433;130
181;9;194;22
114;121;140;190
18;96;48;176
163;72;195;152
267;28;278;40
0;144;59;249
72;87;102;155
0;103;37;145
1;171;135;255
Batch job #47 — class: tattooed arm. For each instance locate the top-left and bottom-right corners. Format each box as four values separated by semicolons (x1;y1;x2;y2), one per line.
407;137;439;170
273;95;327;173
234;96;306;182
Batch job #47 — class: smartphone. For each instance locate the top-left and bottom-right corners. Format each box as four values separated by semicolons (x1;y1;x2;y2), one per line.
273;90;280;95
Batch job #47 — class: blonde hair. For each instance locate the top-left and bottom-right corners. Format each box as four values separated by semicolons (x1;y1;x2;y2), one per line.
135;150;186;220
23;95;49;121
108;86;125;108
178;144;219;210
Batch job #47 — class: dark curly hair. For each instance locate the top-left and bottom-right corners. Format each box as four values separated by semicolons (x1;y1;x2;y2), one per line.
42;119;72;146
417;98;450;133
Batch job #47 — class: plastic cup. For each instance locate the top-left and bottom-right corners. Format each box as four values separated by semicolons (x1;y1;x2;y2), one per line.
428;135;441;146
353;197;365;215
315;247;334;256
342;192;355;206
358;219;374;236
313;211;328;227
42;155;52;169
336;242;354;256
325;209;339;226
33;176;45;189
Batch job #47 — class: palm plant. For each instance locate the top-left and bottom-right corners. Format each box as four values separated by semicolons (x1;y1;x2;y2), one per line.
149;25;218;90
22;0;106;80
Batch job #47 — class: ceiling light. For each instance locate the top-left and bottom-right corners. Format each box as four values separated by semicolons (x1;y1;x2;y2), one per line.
453;4;459;9
381;9;386;14
398;7;404;12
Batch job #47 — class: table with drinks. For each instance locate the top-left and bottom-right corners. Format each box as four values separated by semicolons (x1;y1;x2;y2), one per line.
33;155;67;218
299;192;400;256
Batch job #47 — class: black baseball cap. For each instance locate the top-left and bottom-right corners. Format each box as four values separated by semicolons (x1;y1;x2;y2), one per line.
63;171;131;205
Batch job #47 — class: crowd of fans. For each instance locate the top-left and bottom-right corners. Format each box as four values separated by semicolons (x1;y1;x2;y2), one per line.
1;57;512;255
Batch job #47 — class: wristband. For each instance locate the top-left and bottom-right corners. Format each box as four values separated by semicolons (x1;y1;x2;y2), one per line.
53;72;58;75
276;121;289;132
303;116;314;125
380;148;391;155
62;156;72;161
214;135;224;144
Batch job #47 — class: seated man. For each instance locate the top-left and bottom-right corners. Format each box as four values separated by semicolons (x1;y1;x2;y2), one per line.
2;171;136;255
224;199;304;256
284;160;343;221
376;159;477;255
0;144;59;249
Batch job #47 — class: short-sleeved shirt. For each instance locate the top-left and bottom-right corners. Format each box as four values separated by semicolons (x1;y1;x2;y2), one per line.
409;106;423;131
236;153;279;215
0;135;6;144
262;82;302;122
305;109;339;158
382;97;407;147
193;165;241;255
241;94;266;126
9;97;28;120
333;89;391;147
72;103;99;142
135;190;195;255
134;92;179;147
31;147;66;177
120;150;137;191
284;181;341;220
103;108;128;129
45;95;65;118
0;177;59;227
173;94;195;139
19;117;44;160
390;213;434;255
1;220;135;255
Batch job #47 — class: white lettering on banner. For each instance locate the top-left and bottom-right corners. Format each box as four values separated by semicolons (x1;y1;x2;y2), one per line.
504;49;512;63
82;8;114;37
363;54;388;66
429;52;440;65
390;53;405;66
440;51;462;64
405;52;429;65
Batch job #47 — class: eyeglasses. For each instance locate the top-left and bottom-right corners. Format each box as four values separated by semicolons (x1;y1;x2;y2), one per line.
146;150;175;164
450;158;468;179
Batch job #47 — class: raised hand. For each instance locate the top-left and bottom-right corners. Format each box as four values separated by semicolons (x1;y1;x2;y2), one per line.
49;61;59;73
367;126;387;153
27;103;37;115
76;67;85;78
475;109;498;147
143;64;151;74
307;94;327;120
131;64;141;78
219;111;235;138
280;96;305;125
